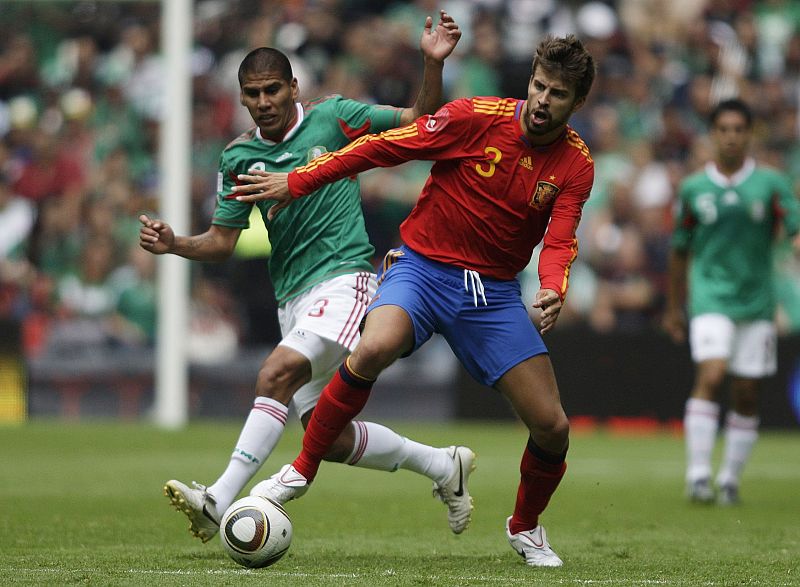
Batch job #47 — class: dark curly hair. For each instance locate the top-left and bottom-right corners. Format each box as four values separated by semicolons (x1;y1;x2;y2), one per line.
532;35;596;101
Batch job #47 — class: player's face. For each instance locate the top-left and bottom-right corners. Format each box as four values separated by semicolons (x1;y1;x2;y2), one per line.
711;110;751;164
240;70;299;141
522;66;585;144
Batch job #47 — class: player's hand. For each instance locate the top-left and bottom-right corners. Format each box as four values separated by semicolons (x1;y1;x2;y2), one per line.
419;10;461;63
139;214;175;254
233;170;292;220
532;288;562;335
661;307;687;344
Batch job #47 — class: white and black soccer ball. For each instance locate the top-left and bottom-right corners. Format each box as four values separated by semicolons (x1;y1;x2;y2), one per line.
220;495;292;568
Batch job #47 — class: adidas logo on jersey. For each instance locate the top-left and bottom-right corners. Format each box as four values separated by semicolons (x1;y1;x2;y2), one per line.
518;156;533;170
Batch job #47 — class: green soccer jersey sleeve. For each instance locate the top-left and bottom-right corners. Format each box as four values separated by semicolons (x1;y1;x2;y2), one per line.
671;162;800;320
210;97;404;304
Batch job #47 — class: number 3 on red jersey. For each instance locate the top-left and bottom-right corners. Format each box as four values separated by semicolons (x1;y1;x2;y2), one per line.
475;146;502;178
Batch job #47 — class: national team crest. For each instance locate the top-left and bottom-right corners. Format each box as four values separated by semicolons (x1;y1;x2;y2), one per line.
307;146;327;162
530;181;560;209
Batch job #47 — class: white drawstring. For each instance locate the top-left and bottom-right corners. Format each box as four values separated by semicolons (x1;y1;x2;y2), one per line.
463;269;487;307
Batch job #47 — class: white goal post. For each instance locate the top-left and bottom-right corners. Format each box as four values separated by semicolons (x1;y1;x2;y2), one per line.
153;0;191;428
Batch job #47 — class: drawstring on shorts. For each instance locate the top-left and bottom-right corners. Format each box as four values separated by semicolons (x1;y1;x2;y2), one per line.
464;269;487;307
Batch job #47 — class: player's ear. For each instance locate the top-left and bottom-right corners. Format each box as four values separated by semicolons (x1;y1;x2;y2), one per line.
290;78;299;101
571;96;586;114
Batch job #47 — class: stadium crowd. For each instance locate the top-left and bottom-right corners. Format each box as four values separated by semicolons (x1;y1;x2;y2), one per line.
2;0;800;362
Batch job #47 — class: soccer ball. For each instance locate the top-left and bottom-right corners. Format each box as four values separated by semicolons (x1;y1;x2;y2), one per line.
219;495;293;568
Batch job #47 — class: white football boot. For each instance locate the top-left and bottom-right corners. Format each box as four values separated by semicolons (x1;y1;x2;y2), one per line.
249;464;309;504
686;478;715;504
505;516;564;567
717;483;740;506
432;445;476;534
164;480;220;543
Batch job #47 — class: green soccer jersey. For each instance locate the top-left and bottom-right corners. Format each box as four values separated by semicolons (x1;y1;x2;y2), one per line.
212;96;403;304
672;159;800;320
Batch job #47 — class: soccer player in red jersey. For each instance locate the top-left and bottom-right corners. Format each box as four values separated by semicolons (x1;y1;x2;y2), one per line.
234;34;596;567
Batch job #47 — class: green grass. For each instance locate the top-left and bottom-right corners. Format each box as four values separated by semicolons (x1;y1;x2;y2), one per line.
0;421;798;586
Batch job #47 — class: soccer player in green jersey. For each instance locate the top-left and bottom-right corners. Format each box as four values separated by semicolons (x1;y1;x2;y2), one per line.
663;98;800;505
138;12;473;543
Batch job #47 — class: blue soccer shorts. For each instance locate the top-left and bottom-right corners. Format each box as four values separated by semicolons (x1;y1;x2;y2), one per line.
369;245;548;386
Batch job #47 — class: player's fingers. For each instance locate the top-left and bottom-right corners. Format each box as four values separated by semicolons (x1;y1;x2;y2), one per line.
139;229;159;242
231;182;263;193
267;200;289;221
234;174;264;186
234;192;265;202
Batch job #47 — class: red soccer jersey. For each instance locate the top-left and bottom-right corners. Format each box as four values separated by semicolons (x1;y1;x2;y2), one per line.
288;97;594;299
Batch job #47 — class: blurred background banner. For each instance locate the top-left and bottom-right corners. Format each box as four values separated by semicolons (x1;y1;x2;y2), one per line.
0;319;26;422
2;0;800;427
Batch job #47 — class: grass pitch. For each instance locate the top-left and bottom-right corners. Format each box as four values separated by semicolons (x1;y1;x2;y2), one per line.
0;420;798;586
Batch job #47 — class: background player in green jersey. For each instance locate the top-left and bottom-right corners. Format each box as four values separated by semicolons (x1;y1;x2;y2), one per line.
663;98;800;505
138;12;470;543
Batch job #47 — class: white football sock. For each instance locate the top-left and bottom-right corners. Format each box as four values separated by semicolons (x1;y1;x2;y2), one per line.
346;421;453;485
207;397;288;514
684;398;720;483
716;411;759;488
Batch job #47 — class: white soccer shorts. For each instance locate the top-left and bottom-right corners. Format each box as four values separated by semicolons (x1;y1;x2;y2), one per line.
277;271;376;417
689;313;777;378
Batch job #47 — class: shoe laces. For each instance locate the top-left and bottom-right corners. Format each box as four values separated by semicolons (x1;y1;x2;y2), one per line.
191;481;207;492
191;481;217;505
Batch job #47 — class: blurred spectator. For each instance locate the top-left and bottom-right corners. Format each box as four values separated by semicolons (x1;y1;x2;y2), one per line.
0;33;40;100
12;129;86;203
449;11;503;98
590;227;659;333
0;170;35;265
48;236;122;351
0;170;36;321
187;277;241;365
111;243;157;347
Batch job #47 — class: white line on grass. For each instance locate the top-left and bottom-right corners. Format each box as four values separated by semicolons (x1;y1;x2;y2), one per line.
4;568;796;586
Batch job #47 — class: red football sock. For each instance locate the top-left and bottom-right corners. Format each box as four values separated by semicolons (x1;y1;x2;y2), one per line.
509;439;567;534
292;359;374;481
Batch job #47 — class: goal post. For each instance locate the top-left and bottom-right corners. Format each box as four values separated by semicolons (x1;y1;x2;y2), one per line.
153;0;192;429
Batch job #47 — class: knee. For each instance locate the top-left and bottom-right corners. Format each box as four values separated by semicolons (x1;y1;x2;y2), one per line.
532;411;570;452
255;361;304;404
350;338;399;378
548;413;571;444
731;380;759;415
694;363;727;398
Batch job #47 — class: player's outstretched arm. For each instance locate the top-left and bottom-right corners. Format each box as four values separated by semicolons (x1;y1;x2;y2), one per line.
139;214;241;261
532;289;563;335
234;171;291;219
399;10;461;125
